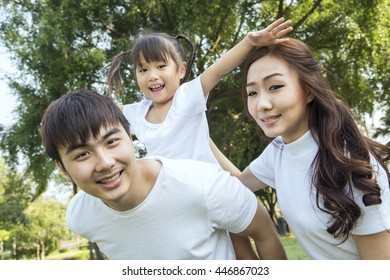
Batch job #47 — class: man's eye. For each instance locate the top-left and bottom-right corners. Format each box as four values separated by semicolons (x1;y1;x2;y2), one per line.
75;151;89;160
270;84;284;91
107;138;120;146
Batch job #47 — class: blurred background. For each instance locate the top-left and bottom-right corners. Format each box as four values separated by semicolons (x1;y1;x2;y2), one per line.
0;0;388;260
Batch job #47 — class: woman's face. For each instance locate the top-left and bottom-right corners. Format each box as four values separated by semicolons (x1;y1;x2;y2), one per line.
245;55;313;144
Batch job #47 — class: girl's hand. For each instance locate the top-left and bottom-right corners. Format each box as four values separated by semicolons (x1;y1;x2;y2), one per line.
247;17;293;46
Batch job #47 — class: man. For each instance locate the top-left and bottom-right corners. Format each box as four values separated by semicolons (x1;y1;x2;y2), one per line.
40;89;286;260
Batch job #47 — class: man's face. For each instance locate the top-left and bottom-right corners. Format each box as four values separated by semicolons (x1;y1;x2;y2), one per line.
57;124;136;209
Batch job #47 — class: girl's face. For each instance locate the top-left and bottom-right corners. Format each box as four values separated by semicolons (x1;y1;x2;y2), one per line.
246;55;313;144
135;53;186;105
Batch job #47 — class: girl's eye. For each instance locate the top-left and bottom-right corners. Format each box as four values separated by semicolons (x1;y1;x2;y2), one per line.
270;84;284;91
138;68;147;73
158;64;167;69
247;91;257;97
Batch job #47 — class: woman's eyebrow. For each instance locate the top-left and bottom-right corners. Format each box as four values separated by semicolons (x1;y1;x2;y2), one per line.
246;73;283;87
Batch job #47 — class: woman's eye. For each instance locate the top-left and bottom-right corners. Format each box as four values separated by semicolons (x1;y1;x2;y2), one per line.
247;91;257;97
270;84;284;91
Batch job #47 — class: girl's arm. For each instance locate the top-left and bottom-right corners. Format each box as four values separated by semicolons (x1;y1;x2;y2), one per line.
200;17;293;96
354;230;390;259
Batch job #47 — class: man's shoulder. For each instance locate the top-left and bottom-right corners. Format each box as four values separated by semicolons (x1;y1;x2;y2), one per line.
159;156;221;171
67;191;97;214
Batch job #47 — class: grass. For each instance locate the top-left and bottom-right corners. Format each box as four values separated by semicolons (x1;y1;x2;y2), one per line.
45;234;308;260
45;249;90;260
280;234;309;260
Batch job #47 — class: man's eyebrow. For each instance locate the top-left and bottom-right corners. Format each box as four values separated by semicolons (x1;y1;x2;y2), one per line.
246;73;283;87
65;127;122;155
66;143;89;155
101;127;121;142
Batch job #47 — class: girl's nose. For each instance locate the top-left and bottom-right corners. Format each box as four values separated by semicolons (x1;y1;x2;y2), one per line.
148;68;159;81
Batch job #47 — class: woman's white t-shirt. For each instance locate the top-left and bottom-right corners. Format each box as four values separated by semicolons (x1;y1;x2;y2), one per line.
249;131;390;259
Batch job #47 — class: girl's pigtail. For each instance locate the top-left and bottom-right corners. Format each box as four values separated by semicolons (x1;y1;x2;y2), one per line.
175;34;196;83
105;50;131;98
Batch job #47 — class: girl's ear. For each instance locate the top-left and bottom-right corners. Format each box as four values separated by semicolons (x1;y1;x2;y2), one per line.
179;61;187;79
55;160;72;181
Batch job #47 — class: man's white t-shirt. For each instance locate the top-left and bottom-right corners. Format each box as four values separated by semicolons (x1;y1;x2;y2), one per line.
66;157;258;259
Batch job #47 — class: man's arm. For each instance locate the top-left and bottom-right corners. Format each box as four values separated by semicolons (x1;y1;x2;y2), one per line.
200;17;293;95
240;202;287;260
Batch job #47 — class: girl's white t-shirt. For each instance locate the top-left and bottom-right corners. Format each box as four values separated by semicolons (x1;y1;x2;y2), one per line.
123;76;218;164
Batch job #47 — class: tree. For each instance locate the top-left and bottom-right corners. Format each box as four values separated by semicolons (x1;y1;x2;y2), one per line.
0;229;11;259
11;197;70;260
0;0;388;226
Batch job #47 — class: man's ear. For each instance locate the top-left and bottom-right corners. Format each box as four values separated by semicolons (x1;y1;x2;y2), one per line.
55;160;72;181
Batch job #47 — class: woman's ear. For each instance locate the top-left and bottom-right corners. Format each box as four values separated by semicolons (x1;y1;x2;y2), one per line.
306;91;314;103
55;160;72;181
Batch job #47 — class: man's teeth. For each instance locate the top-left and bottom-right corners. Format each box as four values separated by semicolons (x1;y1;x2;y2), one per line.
100;173;120;184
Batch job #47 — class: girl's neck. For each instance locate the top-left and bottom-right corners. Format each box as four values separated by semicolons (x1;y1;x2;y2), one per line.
145;99;173;124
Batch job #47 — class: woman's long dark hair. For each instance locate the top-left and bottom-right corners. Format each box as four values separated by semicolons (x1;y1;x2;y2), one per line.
105;31;196;97
242;38;390;242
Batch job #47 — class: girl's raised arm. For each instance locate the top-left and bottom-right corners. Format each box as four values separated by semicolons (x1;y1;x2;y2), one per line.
200;17;292;96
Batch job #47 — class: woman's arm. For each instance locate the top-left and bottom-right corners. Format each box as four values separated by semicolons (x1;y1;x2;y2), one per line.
354;230;390;259
209;138;241;177
238;166;267;192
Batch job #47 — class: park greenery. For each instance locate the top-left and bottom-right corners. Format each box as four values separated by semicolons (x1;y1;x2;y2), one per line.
0;0;389;259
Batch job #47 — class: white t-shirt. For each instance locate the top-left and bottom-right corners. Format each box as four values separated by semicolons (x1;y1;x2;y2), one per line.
123;77;218;164
249;131;390;259
66;157;258;260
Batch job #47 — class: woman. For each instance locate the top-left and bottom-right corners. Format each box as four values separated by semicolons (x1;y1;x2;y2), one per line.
239;38;390;259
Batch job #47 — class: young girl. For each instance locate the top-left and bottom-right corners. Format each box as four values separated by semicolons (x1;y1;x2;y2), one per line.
105;18;293;259
239;38;390;259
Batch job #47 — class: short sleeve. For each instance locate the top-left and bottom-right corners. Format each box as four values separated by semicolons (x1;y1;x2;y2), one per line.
205;168;258;234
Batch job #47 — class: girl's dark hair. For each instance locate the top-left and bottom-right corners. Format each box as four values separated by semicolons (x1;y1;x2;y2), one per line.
242;38;390;242
105;32;196;97
40;89;131;165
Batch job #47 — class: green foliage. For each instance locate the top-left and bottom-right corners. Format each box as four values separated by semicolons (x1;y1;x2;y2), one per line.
0;0;389;220
10;197;71;259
